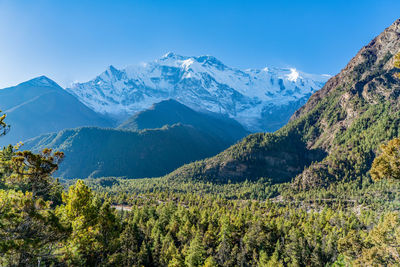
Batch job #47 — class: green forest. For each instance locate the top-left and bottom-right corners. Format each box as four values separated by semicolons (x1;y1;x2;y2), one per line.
2;107;400;266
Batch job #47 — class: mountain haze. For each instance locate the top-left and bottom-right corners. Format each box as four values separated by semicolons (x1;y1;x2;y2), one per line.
0;76;113;146
24;100;248;179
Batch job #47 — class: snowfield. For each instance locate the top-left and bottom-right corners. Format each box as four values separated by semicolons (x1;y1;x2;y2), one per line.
66;53;330;131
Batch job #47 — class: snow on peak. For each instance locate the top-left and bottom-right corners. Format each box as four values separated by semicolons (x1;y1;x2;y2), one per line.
66;53;330;131
287;68;300;82
160;52;188;62
162;52;175;58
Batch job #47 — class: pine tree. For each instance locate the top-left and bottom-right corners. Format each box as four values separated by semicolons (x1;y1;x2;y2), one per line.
371;138;400;181
0;190;65;266
185;231;206;267
97;199;121;264
204;256;218;267
60;180;102;265
0;110;9;137
9;148;64;201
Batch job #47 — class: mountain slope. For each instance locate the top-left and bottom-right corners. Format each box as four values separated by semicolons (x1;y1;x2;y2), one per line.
0;76;113;146
165;18;400;187
23;124;233;179
118;99;249;143
66;54;329;131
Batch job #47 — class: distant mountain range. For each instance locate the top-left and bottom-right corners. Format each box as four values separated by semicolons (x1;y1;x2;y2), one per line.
23;100;248;179
67;53;329;131
165;18;400;187
0;53;330;180
0;76;112;146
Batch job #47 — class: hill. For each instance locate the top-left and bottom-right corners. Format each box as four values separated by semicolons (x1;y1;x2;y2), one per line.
165;18;400;187
117;99;249;143
23;124;234;179
0;76;113;146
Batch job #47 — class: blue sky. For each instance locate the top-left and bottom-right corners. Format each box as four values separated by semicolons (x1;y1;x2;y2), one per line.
0;0;399;88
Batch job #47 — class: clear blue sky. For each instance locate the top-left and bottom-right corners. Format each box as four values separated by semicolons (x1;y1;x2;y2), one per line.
0;0;399;88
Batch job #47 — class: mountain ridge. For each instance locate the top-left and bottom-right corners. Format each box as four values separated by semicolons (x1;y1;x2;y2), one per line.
118;99;249;143
23;124;233;179
164;18;400;187
0;76;114;146
24;100;248;179
66;53;329;131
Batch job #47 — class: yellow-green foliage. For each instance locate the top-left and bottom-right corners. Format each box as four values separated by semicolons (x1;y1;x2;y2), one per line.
371;138;400;181
395;53;400;69
395;53;400;78
0;110;8;137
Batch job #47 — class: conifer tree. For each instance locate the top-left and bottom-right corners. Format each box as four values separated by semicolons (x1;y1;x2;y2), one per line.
185;231;206;267
9;148;64;201
0;110;9;137
60;180;102;265
0;190;66;266
371;138;400;181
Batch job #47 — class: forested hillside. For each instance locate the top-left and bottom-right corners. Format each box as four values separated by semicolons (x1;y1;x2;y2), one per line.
24;124;232;179
118;99;249;144
166;19;400;187
23;100;248;179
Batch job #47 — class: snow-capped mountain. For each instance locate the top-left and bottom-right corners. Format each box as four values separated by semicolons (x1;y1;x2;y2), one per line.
66;53;330;131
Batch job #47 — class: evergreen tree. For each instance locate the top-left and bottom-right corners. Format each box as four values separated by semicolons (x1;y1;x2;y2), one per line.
0;190;66;266
185;231;206;267
0;110;9;137
60;180;102;265
371;138;400;181
9;148;64;202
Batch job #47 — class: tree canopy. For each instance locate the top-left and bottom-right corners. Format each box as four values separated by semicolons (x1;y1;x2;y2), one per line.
370;138;400;181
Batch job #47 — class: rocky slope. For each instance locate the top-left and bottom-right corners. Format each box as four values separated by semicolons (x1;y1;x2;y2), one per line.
66;53;329;131
165;18;400;187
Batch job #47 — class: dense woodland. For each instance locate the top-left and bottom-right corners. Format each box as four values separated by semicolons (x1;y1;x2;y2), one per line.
2;115;400;266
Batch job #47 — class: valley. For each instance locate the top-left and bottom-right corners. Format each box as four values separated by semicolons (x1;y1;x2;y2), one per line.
0;10;400;267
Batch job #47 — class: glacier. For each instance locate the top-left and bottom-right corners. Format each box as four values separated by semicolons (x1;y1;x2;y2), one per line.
66;53;330;132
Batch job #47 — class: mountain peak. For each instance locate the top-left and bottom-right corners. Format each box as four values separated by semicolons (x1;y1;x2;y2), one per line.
292;18;400;122
391;18;400;28
160;52;187;61
160;53;226;68
67;53;329;131
287;68;300;82
151;99;188;110
195;55;226;69
165;18;400;188
367;17;400;52
162;52;176;58
22;76;60;88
